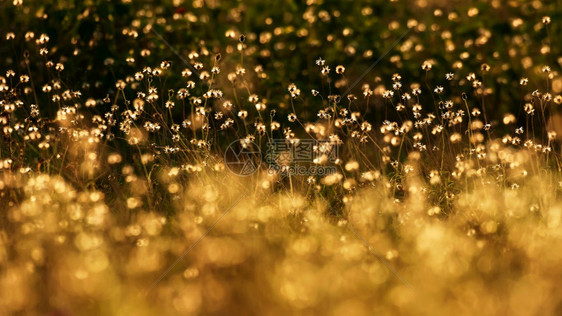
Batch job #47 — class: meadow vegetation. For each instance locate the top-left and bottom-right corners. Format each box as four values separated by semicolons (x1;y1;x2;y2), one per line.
1;0;562;315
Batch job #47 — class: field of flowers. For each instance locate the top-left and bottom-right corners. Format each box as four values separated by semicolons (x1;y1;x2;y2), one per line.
1;0;562;315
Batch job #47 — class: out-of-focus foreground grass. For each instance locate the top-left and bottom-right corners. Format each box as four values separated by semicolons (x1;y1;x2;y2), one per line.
2;167;562;315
